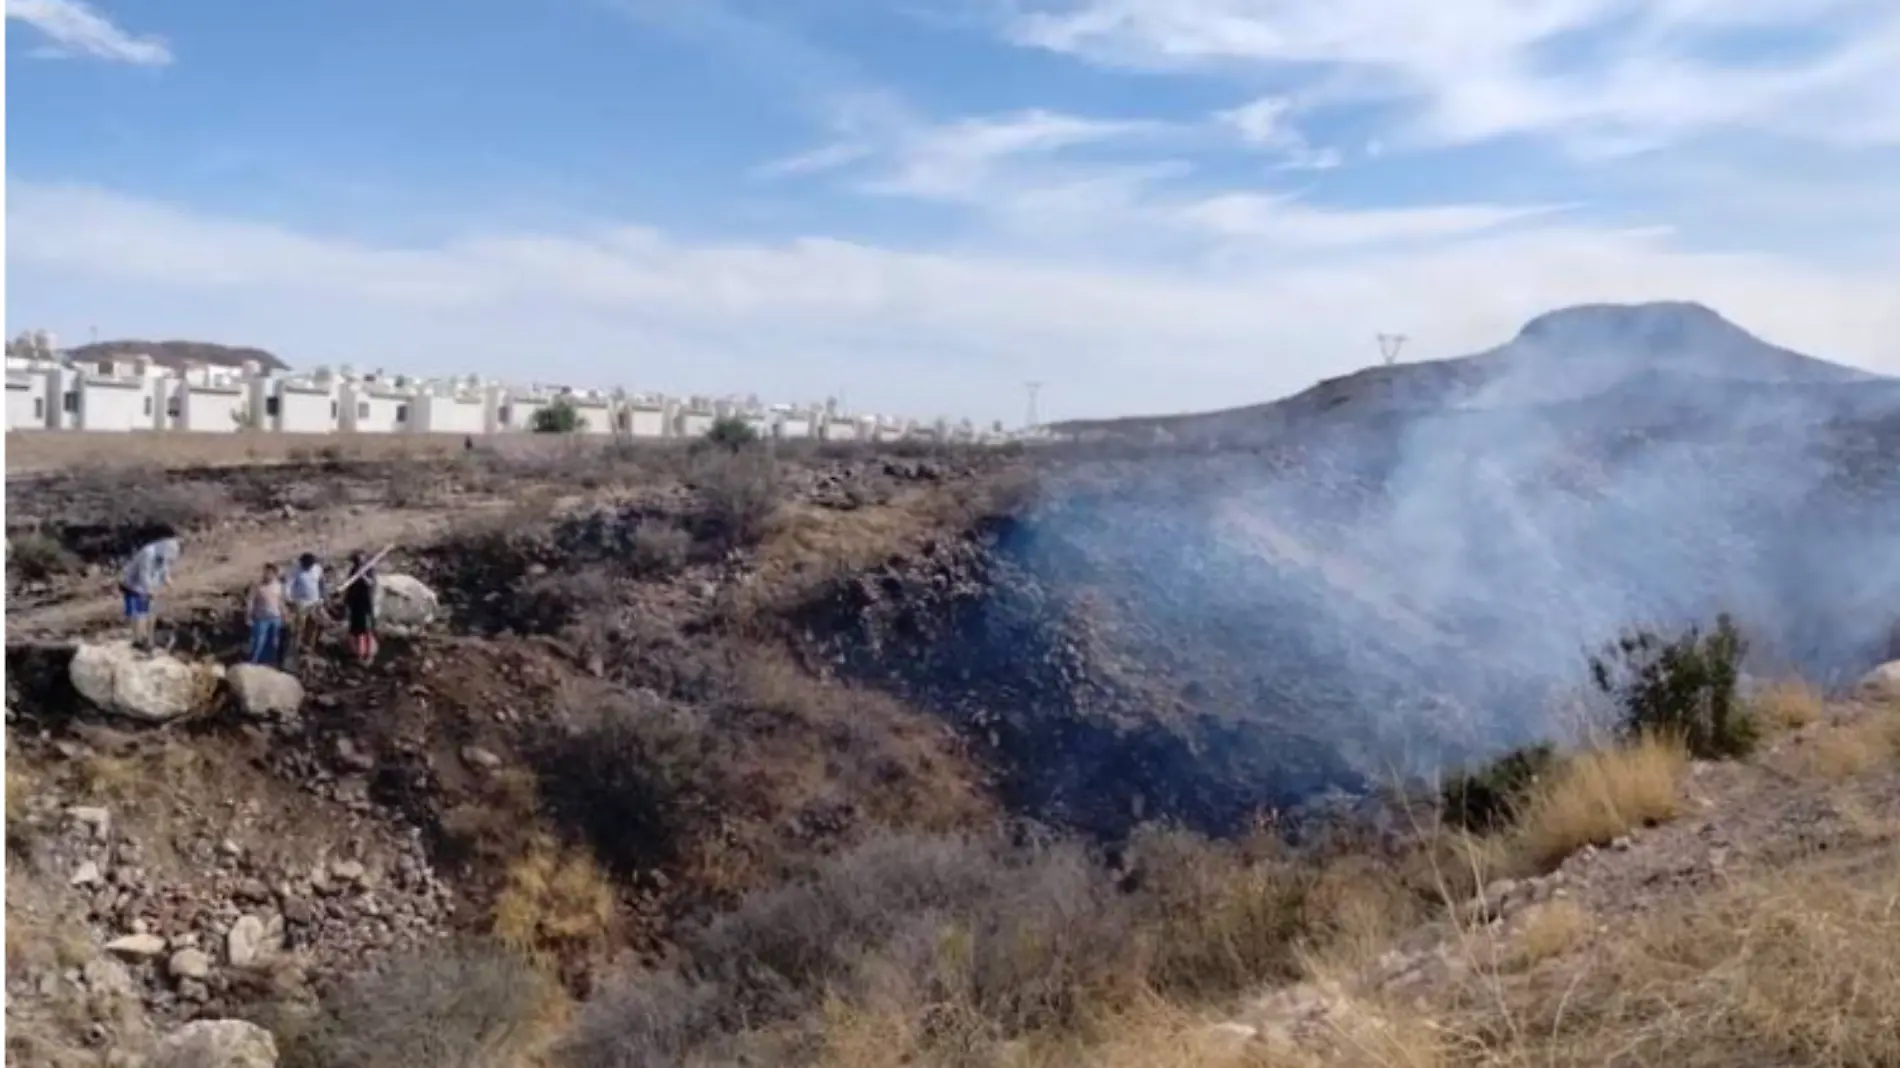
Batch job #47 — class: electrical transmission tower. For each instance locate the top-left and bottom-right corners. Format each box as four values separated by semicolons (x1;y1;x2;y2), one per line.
1023;381;1043;429
1376;333;1408;366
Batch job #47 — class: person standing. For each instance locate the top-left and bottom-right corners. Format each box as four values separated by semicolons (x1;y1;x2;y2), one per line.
246;563;287;665
285;552;325;660
120;530;181;650
342;552;379;665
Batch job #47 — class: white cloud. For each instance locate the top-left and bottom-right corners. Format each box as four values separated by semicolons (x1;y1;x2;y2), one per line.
1006;0;1900;155
6;0;171;66
10;180;1896;425
1214;95;1344;170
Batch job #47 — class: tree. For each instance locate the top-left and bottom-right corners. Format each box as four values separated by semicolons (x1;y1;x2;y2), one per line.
532;399;587;434
705;415;761;451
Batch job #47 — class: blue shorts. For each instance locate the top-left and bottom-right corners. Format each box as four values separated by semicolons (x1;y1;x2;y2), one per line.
122;588;153;619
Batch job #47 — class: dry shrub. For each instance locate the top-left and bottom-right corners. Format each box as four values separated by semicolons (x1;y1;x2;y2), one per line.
89;474;231;532
1751;678;1825;732
629;520;692;577
7;532;78;583
692;448;783;547
1512;736;1687;873
1507;900;1590;969
491;835;616;965
382;460;442;508
566;828;1404;1068
1447;852;1900;1067
1789;712;1900;781
272;942;555;1068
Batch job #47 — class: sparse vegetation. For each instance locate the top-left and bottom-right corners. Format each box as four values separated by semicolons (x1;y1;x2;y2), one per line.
272;943;555;1068
491;836;617;966
1590;615;1756;759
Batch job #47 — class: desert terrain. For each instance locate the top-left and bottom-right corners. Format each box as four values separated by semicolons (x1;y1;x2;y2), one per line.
6;302;1900;1068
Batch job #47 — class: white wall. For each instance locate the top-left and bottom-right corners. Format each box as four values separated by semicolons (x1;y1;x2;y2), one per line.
626;406;667;438
570;402;614;435
177;385;249;432
78;380;155;432
5;375;47;431
277;387;338;433
413;393;486;434
820;419;859;442
776;416;814;440
678;411;715;438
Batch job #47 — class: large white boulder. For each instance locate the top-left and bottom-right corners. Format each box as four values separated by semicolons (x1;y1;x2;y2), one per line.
1858;661;1900;701
374;573;439;629
152;1019;278;1068
225;663;304;719
69;641;223;723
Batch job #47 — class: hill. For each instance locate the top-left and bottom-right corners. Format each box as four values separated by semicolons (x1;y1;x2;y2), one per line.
67;339;290;374
1053;301;1887;444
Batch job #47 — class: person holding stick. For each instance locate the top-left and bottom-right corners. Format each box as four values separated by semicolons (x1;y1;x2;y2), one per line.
341;550;380;665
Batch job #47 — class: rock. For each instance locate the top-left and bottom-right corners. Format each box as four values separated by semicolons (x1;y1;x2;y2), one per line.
106;933;167;958
1858;661;1900;700
168;948;212;981
83;956;135;996
460;745;502;771
225;665;304;719
330;860;366;885
151;1019;278;1068
71;860;103;887
374;574;439;628
70;642;223;723
68;805;113;839
226;915;267;966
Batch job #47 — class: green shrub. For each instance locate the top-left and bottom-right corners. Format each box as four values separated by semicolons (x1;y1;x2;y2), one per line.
704;415;761;450
1589;615;1756;759
531;399;586;434
1440;743;1558;833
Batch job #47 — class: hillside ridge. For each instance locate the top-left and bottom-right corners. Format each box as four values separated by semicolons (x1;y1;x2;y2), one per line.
67;339;290;374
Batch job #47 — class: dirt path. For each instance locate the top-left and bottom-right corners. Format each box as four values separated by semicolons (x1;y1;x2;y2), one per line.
9;501;511;640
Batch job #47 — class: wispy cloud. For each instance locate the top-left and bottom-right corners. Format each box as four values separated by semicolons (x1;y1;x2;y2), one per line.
1006;0;1900;155
6;0;171;66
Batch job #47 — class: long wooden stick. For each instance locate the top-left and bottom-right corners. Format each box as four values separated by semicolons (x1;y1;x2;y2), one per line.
331;545;394;597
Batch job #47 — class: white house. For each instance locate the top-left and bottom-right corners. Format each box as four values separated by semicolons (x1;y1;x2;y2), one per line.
410;379;487;435
558;390;616;435
259;370;342;434
487;384;558;433
171;380;250;431
5;368;49;431
66;368;160;432
773;405;816;440
339;378;413;434
622;393;670;439
819;416;861;442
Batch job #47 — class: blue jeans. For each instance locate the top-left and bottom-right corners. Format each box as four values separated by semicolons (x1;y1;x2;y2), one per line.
248;618;282;665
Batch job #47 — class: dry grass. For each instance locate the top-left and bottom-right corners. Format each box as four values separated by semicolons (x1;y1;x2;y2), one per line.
1439;849;1900;1067
1787;711;1900;781
1751;678;1826;731
491;836;617;966
1511;735;1688;873
1506;900;1589;970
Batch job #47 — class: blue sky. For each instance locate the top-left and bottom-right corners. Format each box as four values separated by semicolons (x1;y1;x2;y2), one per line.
6;0;1898;424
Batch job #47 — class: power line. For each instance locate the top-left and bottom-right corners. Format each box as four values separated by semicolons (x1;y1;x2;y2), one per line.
1376;333;1408;366
1023;381;1043;429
